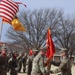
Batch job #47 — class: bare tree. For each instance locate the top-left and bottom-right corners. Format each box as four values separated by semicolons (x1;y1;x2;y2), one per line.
6;9;63;51
53;16;75;55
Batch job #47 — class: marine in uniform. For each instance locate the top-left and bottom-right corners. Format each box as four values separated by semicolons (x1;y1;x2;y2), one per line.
22;52;27;73
8;52;18;75
50;48;72;75
26;49;38;75
31;48;47;75
2;46;10;72
0;49;8;75
17;52;23;72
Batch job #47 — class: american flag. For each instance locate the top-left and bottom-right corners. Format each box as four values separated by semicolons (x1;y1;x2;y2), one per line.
0;0;19;23
0;0;2;2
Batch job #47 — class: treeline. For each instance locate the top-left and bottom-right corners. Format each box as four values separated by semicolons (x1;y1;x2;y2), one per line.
6;9;75;54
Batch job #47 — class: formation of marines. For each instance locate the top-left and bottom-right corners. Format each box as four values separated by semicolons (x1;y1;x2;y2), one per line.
0;46;72;75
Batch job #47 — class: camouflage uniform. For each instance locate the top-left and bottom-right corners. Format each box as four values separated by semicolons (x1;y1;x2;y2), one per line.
50;48;72;75
26;55;34;75
26;49;38;75
31;52;46;75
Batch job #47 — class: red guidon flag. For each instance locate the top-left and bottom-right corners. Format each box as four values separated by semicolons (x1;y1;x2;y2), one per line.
29;49;33;56
46;28;55;59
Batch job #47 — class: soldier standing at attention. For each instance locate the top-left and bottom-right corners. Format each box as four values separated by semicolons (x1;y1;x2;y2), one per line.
22;52;27;73
31;48;47;75
1;46;10;72
50;48;72;75
26;49;38;75
17;52;23;72
8;52;18;75
0;49;8;75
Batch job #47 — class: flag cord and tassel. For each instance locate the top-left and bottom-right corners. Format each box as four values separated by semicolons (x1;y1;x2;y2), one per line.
15;2;27;7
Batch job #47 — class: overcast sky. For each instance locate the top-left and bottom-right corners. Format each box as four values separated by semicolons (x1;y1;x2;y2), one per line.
0;0;75;42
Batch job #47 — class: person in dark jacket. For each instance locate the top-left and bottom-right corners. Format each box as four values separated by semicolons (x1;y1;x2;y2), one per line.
17;53;23;72
22;52;27;73
0;50;8;75
8;52;18;75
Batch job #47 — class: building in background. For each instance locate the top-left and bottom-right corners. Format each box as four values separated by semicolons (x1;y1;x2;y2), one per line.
53;48;75;65
0;42;25;53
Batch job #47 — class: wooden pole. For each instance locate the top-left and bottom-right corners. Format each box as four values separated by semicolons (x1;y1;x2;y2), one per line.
48;60;51;75
45;58;51;75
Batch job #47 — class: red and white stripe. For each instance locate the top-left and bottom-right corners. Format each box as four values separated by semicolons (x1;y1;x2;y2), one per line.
0;0;19;23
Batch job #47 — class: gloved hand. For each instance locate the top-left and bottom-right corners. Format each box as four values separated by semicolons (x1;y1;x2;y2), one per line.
50;70;53;74
50;61;55;64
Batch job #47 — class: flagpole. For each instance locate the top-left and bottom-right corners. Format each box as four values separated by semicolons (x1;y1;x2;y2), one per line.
0;19;3;41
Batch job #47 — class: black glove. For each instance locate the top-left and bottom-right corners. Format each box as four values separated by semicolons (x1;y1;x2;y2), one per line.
50;61;55;64
50;61;60;66
50;70;53;74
